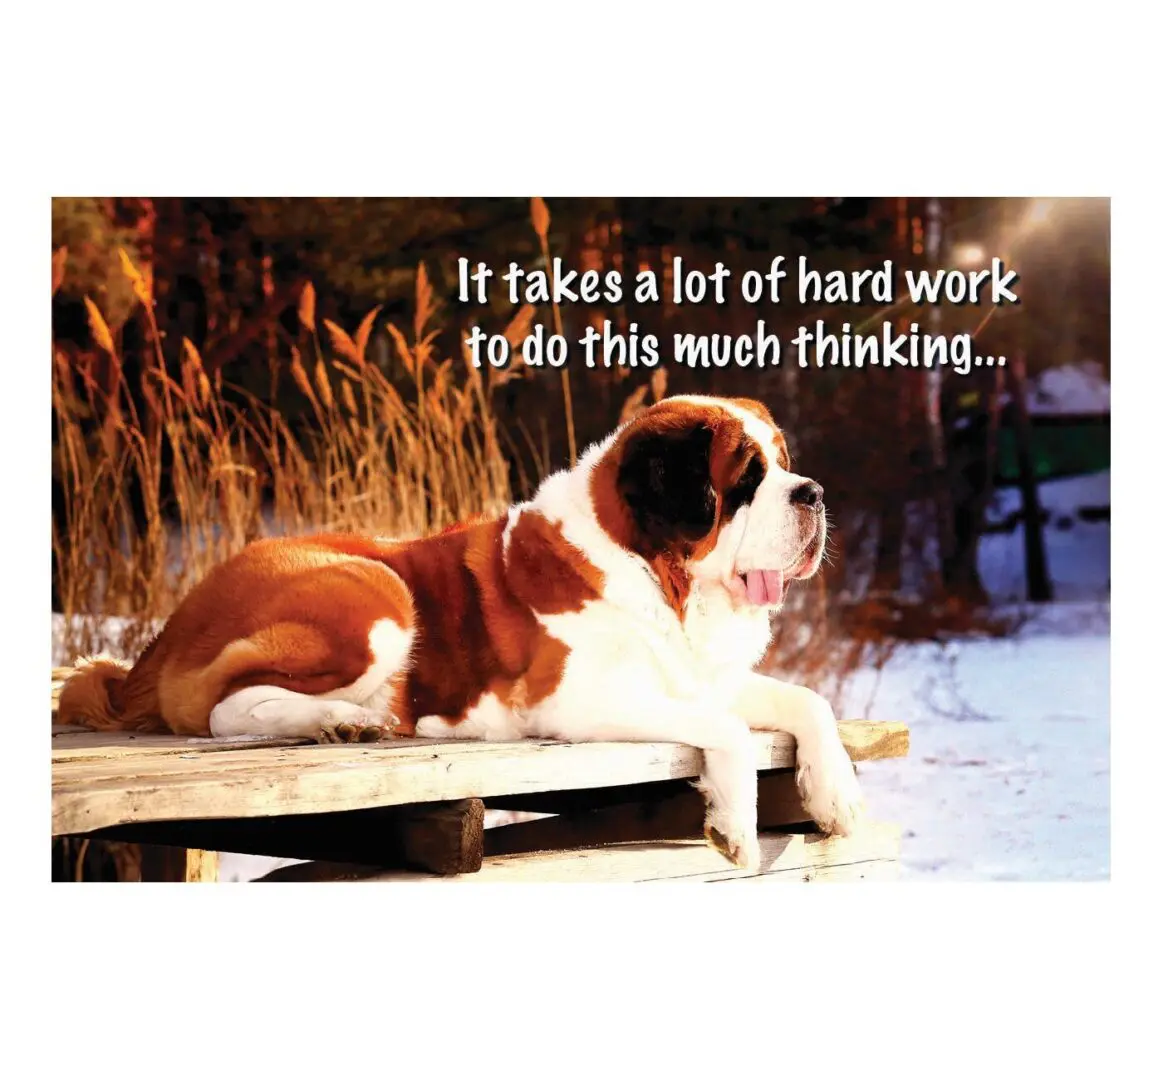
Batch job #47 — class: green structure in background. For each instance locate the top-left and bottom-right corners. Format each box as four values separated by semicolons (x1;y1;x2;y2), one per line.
996;416;1110;485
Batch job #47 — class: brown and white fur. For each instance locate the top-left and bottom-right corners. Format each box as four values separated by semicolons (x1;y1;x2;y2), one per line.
59;395;863;867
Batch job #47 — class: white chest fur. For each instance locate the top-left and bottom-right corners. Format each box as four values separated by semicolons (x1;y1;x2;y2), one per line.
518;456;773;709
682;583;774;687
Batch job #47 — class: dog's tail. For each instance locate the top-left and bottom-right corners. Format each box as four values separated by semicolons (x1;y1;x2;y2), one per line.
57;650;164;732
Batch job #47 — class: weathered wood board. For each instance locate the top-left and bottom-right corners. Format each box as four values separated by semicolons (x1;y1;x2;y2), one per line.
267;823;901;884
88;772;807;870
52;720;908;836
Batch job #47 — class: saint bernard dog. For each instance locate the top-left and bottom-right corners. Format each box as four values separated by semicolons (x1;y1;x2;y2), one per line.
59;394;864;867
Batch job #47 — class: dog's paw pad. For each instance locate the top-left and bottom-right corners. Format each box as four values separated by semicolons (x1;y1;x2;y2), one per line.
706;825;733;859
704;820;760;871
318;710;386;745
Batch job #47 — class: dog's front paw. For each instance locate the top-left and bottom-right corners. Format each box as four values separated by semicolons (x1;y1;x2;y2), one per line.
317;707;390;744
704;805;761;871
796;740;866;837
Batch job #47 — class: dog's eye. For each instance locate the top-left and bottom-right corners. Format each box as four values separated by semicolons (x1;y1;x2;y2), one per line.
723;454;766;516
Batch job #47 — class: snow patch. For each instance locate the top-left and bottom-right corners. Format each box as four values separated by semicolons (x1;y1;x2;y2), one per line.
839;601;1109;880
979;470;1110;603
1021;360;1110;416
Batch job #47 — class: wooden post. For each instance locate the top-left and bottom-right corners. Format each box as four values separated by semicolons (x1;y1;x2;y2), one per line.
97;799;485;877
184;848;219;882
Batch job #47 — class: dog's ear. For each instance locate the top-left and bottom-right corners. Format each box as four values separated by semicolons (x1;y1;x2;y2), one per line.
616;418;717;556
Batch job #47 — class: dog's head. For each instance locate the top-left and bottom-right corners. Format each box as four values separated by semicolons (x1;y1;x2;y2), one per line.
590;394;826;612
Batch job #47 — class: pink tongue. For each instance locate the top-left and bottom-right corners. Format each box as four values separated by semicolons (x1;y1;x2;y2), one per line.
745;569;785;605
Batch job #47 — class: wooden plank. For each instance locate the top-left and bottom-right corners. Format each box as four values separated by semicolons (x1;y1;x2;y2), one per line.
97;799;486;876
53;721;908;836
255;860;389;882
484;770;808;857
486;769;806;821
710;859;901;883
842;721;910;761
342;822;900;883
756;771;813;829
52;734;509;766
397;800;484;874
52;729;314;758
51;719;906;763
259;854;901;884
90;772;806;872
184;849;219;882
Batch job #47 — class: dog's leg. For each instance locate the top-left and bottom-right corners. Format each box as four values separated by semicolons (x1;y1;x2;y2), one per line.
534;695;760;870
414;692;525;741
732;673;864;836
209;685;393;743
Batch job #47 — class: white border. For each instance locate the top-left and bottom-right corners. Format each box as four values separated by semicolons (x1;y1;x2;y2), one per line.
6;2;1147;1071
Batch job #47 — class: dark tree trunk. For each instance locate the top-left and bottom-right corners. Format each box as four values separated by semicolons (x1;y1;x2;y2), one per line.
943;367;1004;604
1007;350;1054;601
868;367;913;596
923;199;956;586
870;503;905;595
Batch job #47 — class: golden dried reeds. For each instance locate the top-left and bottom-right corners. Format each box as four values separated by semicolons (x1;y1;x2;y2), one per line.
53;253;514;661
531;196;577;467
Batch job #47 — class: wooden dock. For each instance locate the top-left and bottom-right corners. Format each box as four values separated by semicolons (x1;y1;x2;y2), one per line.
52;719;908;882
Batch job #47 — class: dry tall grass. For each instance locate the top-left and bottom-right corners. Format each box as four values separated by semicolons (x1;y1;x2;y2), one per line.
53;254;522;661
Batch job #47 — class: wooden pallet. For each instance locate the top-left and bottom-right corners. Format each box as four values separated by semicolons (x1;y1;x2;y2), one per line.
259;824;903;883
52;720;909;882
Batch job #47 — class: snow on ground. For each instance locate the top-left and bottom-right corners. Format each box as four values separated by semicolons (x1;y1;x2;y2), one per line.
1022;359;1110;416
839;601;1109;880
859;464;1110;881
979;469;1109;603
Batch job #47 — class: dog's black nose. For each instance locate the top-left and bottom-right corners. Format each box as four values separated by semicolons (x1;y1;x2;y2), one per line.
790;481;824;509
